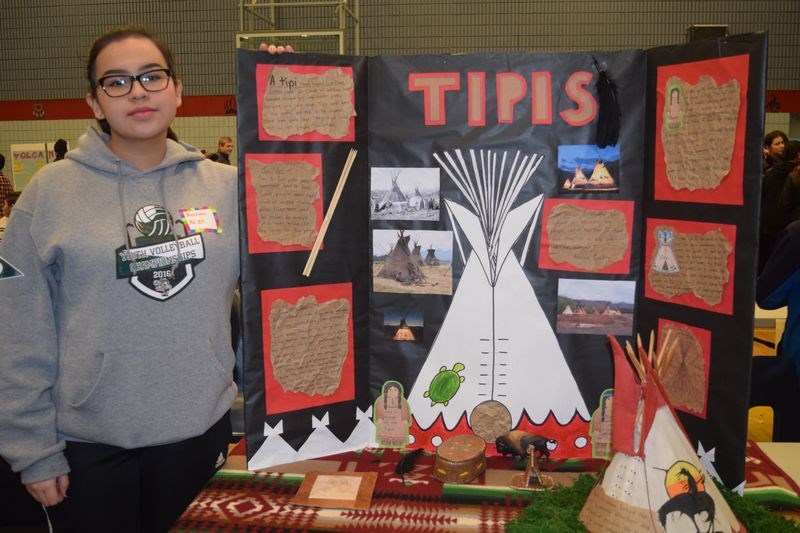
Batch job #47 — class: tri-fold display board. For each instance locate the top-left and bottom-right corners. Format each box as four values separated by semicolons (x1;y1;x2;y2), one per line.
236;34;766;488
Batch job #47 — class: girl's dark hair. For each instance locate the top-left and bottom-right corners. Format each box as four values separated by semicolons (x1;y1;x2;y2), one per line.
5;191;21;209
87;26;179;136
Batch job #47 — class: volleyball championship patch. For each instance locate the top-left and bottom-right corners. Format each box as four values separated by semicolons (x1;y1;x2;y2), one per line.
0;256;23;280
115;204;205;301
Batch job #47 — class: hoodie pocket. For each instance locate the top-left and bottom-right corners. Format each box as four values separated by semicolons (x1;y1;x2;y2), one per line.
66;339;232;412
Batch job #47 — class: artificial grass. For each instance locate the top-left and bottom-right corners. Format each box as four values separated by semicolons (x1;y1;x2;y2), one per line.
505;473;800;532
505;474;595;533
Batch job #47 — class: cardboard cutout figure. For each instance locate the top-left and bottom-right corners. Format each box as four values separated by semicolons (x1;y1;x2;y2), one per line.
374;381;411;447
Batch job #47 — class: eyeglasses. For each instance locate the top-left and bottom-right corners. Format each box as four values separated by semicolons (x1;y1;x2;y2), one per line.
95;69;173;97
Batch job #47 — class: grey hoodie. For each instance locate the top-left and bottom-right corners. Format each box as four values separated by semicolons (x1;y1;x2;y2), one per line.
0;128;240;484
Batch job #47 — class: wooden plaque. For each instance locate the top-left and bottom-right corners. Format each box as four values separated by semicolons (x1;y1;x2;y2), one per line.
291;471;378;510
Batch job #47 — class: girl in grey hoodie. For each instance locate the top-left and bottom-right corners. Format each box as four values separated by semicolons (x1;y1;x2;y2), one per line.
0;27;240;532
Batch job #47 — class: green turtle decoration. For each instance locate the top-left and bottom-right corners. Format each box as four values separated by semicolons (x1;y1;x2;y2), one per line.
423;362;466;406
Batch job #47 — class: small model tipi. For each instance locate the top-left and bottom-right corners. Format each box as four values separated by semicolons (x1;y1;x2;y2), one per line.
579;334;743;532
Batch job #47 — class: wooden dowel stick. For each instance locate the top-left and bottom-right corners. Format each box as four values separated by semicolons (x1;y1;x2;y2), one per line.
624;340;645;381
655;328;673;372
658;336;681;379
302;148;357;277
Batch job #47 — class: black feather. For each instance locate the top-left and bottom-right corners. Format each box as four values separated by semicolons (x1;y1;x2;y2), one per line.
396;448;424;485
592;57;621;148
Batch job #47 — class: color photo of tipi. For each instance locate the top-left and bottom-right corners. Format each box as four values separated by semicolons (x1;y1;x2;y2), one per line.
383;309;424;343
372;229;452;295
370;167;440;221
377;229;424;283
558;144;620;193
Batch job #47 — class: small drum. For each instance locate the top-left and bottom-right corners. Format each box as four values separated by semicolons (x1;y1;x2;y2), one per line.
433;434;486;483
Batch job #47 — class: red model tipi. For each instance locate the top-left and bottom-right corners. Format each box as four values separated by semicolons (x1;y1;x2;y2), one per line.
579;334;744;532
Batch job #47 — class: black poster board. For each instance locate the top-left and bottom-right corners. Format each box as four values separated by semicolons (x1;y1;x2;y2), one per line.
237;33;766;487
236;53;373;467
366;50;645;464
638;33;767;487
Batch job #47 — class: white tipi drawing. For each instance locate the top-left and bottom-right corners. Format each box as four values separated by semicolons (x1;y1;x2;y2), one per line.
409;148;590;431
652;229;680;273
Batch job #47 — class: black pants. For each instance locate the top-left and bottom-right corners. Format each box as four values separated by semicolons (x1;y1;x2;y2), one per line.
46;413;231;533
0;456;48;529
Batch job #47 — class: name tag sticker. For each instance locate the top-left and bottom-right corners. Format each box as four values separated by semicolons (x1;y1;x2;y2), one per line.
178;207;222;234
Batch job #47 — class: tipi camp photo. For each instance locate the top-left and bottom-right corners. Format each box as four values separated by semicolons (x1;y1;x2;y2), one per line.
372;229;452;294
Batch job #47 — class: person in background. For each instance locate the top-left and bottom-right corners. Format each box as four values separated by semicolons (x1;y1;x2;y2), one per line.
215;136;234;165
202;149;219;162
777;141;800;224
0;26;240;533
763;130;788;173
0;190;21;244
53;139;68;161
0;154;11;212
754;219;800;441
760;140;800;273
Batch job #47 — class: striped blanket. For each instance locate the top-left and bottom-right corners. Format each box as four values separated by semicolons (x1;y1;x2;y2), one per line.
172;441;799;532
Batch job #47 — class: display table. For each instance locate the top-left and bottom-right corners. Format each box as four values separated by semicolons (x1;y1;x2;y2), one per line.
171;441;800;532
758;442;800;483
744;441;800;509
171;441;600;532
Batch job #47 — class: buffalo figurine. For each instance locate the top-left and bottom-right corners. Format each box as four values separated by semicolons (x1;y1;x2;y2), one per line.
495;431;556;461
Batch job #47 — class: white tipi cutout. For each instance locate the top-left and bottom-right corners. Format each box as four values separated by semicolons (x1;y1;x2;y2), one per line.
409;148;590;430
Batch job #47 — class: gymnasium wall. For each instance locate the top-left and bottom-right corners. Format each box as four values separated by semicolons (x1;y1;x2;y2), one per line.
1;0;798;175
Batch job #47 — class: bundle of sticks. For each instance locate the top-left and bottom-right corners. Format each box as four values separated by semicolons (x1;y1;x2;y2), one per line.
622;329;681;382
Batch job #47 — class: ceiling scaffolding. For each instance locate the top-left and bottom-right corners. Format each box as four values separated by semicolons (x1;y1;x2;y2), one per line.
237;0;360;55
